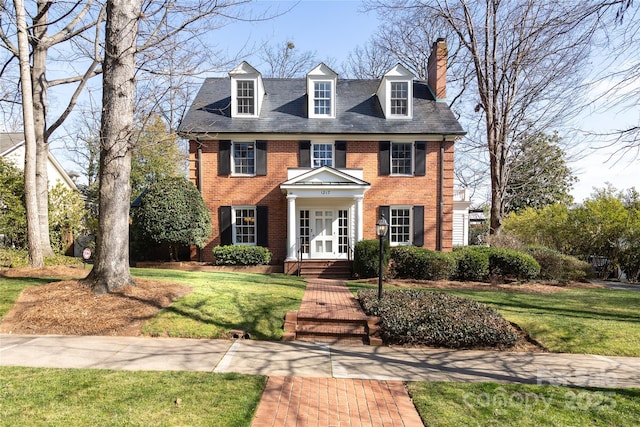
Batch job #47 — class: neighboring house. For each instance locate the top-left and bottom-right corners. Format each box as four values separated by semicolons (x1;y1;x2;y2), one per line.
0;132;77;191
178;39;465;272
453;188;472;246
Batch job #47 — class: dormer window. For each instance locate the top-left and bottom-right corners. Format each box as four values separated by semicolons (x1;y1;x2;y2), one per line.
237;80;255;115
307;63;338;119
314;82;332;116
390;82;408;116
229;61;264;118
377;64;414;119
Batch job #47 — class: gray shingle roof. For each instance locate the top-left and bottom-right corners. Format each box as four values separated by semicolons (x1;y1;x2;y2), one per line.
0;132;24;155
178;78;465;136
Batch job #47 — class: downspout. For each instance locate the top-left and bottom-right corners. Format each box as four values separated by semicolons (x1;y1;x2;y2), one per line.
197;139;204;262
438;137;445;251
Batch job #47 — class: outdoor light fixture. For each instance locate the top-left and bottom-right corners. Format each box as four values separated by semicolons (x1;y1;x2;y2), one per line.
376;216;389;300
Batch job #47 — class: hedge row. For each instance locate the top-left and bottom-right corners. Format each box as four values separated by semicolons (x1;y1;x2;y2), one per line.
212;245;272;266
351;242;584;283
358;288;518;348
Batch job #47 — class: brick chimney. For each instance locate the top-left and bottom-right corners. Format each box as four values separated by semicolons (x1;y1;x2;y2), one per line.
427;38;447;100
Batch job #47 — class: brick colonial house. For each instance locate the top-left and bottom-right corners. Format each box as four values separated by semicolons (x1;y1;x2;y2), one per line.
178;39;465;273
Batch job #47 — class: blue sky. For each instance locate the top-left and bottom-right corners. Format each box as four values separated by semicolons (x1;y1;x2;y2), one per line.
44;0;636;202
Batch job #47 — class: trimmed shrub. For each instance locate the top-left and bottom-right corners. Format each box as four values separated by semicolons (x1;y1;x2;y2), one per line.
524;245;593;282
390;246;457;281
489;248;540;281
212;245;271;266
453;246;491;281
358;288;518;348
353;239;389;279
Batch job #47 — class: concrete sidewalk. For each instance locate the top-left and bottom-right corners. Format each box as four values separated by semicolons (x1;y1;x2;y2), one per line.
2;334;638;389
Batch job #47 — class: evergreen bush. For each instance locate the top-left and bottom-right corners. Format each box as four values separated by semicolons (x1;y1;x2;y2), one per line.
358;288;518;348
353;239;389;278
212;245;272;265
453;246;491;281
489;248;540;281
390;246;456;280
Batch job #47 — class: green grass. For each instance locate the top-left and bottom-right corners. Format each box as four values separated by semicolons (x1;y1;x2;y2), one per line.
130;268;306;340
408;381;640;427
348;281;640;356
0;366;265;427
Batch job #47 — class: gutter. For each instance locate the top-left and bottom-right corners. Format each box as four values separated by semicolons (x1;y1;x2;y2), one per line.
197;139;204;262
438;137;445;251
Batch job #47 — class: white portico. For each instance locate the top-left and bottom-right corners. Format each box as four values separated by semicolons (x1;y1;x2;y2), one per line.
280;166;371;261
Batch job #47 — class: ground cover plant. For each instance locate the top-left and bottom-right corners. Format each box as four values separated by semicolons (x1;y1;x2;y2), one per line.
359;288;518;348
408;381;640;427
349;279;640;357
0;366;264;427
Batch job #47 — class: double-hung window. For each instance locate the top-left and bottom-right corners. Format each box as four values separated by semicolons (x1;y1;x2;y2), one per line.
390;207;412;245
312;143;333;167
390;82;408;116
233;207;256;245
314;82;332;116
391;142;413;175
236;80;255;115
233;142;255;175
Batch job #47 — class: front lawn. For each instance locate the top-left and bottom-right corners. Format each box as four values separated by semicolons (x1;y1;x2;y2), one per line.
408;381;640;427
443;287;640;356
131;268;306;340
348;281;640;357
0;366;264;427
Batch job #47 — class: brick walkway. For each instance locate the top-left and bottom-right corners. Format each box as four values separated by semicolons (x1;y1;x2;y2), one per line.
298;279;368;322
251;377;424;427
251;279;424;426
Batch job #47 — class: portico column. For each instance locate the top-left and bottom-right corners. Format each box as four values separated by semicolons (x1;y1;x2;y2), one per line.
355;195;364;243
285;193;298;261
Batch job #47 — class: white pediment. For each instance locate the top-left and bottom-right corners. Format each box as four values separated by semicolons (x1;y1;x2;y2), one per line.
282;166;369;186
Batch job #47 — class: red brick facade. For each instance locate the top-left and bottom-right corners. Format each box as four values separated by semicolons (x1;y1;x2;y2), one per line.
189;139;455;264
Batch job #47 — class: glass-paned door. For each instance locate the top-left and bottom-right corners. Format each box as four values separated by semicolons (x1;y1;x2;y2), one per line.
313;210;334;257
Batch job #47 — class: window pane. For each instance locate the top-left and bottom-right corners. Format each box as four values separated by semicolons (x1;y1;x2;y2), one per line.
312;143;333;167
235;207;256;244
390;82;408;115
391;142;412;175
390;208;411;244
237;80;255;115
314;82;332;115
233;142;255;175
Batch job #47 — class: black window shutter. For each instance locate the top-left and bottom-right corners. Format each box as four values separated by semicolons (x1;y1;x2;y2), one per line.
415;142;426;176
256;205;268;247
335;141;347;168
379;205;390;242
256;140;267;175
299;140;311;167
219;206;232;245
379;141;390;175
413;205;424;247
218;140;231;176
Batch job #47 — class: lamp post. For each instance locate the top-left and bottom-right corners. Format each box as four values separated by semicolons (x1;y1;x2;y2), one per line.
376;216;389;300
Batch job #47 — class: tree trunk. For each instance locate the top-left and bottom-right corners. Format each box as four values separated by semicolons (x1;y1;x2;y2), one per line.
83;0;139;294
32;2;54;256
13;0;43;267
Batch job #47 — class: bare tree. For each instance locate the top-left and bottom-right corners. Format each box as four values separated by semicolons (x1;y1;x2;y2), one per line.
259;40;318;78
12;0;42;267
342;40;396;79
366;0;620;235
82;0;138;294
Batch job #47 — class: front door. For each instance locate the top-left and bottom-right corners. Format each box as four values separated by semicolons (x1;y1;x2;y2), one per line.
299;209;349;259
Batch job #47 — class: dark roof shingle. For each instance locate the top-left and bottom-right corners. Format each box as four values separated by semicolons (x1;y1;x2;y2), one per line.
178;78;465;136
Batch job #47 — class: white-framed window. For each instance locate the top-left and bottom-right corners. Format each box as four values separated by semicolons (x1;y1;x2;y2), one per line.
232;142;255;175
390;82;408;116
312;142;333;167
233;206;256;245
313;81;332;116
236;80;255;115
391;142;413;175
390;206;412;245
